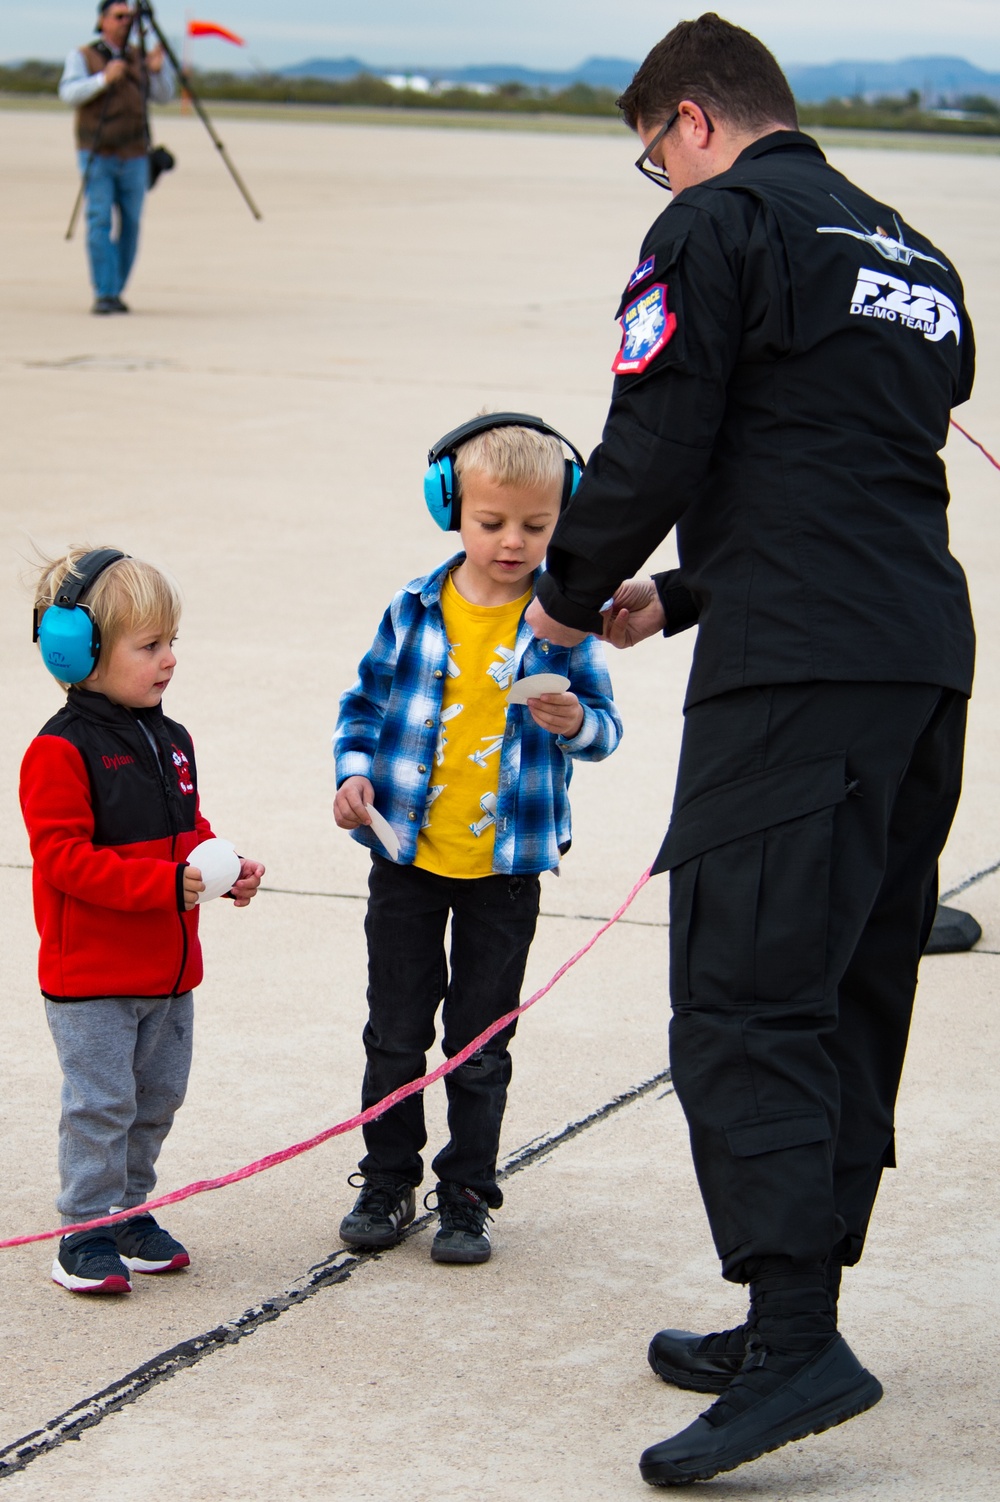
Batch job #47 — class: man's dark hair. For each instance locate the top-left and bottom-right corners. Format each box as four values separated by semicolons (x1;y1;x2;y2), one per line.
617;12;798;134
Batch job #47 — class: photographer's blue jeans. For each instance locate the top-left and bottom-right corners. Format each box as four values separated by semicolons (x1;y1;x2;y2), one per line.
77;151;147;299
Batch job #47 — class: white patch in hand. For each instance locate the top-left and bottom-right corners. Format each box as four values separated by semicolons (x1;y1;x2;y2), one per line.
365;804;400;862
507;673;570;704
187;838;241;903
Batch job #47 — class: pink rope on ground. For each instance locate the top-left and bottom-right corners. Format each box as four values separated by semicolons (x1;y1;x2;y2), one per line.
951;418;1000;473
0;866;653;1250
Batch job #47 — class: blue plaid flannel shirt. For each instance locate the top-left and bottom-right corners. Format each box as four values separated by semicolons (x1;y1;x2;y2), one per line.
334;554;622;875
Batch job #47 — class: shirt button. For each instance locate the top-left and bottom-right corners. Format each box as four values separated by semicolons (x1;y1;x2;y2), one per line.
541;643;549;654
407;811;417;821
418;763;427;774
424;718;434;728
433;670;443;679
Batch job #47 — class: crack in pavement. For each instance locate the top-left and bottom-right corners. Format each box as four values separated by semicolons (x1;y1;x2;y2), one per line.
1;848;995;1477
0;1067;672;1481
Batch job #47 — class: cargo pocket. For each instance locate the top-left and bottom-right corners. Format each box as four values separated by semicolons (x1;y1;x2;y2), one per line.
725;1111;831;1158
654;751;848;874
660;751;849;1009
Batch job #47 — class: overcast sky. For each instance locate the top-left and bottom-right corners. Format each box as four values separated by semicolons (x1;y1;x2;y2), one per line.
5;1;1000;72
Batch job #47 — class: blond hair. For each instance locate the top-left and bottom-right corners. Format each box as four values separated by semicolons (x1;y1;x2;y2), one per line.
33;546;181;684
453;420;565;494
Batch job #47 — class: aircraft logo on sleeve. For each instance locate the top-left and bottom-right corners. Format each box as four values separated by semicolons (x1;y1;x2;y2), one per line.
627;254;656;290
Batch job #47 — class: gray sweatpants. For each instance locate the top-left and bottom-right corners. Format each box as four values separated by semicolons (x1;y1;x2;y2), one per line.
44;993;194;1224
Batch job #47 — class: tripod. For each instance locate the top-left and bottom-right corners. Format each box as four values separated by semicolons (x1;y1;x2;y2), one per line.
66;0;261;239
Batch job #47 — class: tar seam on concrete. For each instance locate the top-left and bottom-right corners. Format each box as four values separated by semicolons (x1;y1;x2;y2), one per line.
0;1068;673;1481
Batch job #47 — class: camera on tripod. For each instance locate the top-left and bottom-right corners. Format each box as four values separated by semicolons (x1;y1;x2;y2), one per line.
67;0;260;240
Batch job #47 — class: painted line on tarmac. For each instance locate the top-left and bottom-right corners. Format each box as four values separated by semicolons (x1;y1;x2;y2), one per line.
11;858;1000;924
9;859;999;927
0;1067;672;1482
0;865;666;928
258;884;669;929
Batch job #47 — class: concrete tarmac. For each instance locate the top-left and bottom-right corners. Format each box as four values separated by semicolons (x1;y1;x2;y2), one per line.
0;107;998;1497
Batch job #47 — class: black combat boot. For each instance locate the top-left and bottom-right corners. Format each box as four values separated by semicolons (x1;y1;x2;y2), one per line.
647;1251;844;1394
640;1257;880;1487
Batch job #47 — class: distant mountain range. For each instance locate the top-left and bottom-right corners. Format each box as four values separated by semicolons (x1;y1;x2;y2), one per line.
786;55;1000;101
281;53;1000;102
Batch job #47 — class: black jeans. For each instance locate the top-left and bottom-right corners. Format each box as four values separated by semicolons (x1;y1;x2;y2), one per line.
656;682;967;1282
358;855;541;1207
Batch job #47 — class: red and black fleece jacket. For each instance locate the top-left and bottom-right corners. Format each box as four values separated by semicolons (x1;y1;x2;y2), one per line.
19;688;215;1002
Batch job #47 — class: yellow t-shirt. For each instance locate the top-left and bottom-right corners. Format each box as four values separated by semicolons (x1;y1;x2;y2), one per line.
414;573;530;878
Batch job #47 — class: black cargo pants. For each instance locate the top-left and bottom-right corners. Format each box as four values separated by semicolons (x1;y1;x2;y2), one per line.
655;682;967;1283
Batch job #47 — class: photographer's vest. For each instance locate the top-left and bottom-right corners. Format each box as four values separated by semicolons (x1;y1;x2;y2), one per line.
75;43;147;158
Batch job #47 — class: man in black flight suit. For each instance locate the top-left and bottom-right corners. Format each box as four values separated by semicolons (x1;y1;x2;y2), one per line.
525;13;975;1489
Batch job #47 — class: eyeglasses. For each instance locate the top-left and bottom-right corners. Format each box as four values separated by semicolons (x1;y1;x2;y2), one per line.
634;106;715;191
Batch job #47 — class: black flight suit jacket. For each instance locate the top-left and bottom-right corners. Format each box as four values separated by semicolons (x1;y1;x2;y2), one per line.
536;132;976;709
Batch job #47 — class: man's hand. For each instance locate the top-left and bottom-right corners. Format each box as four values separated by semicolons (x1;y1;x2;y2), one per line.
334;776;375;830
182;865;205;910
603;578;666;649
527;692;584;738
230;857;265;907
146;46;164;74
525;597;589;648
104;59;128;85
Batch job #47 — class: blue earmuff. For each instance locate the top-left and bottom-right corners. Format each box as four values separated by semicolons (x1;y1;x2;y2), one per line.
423;453;457;531
33;548;126;684
424;412;585;532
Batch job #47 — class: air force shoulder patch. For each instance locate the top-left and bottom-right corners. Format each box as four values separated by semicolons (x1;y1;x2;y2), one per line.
612;283;677;375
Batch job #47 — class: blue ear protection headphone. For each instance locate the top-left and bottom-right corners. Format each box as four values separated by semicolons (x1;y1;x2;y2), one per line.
423;412;585;532
33;549;126;684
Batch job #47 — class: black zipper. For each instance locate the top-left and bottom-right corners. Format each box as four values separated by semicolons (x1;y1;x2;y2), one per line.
132;711;190;997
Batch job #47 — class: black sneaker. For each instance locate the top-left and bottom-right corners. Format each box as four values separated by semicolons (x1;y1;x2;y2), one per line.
114;1212;190;1273
648;1323;750;1394
428;1183;492;1264
109;295;129;313
52;1231;132;1294
91;296;117;315
339;1173;416;1249
639;1334;882;1486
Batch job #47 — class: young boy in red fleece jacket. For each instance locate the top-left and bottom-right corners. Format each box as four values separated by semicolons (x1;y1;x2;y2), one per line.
20;546;264;1295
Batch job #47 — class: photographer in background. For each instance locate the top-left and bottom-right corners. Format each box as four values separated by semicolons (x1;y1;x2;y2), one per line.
59;2;175;314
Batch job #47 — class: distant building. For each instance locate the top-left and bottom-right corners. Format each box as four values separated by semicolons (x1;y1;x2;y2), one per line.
381;73;496;96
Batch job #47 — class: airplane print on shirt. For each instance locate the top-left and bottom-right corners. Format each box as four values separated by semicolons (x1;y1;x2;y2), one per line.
422;782;445;829
469;731;505;768
435;701;464;766
423;630;516;837
470;791;498;838
487;645;516;691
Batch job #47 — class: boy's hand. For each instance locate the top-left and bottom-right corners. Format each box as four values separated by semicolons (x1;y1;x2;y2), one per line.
334;776;375;830
182;865;205;910
527;691;584;738
231;857;265;908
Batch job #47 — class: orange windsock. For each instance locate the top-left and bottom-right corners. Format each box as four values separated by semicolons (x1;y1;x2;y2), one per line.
187;20;246;45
